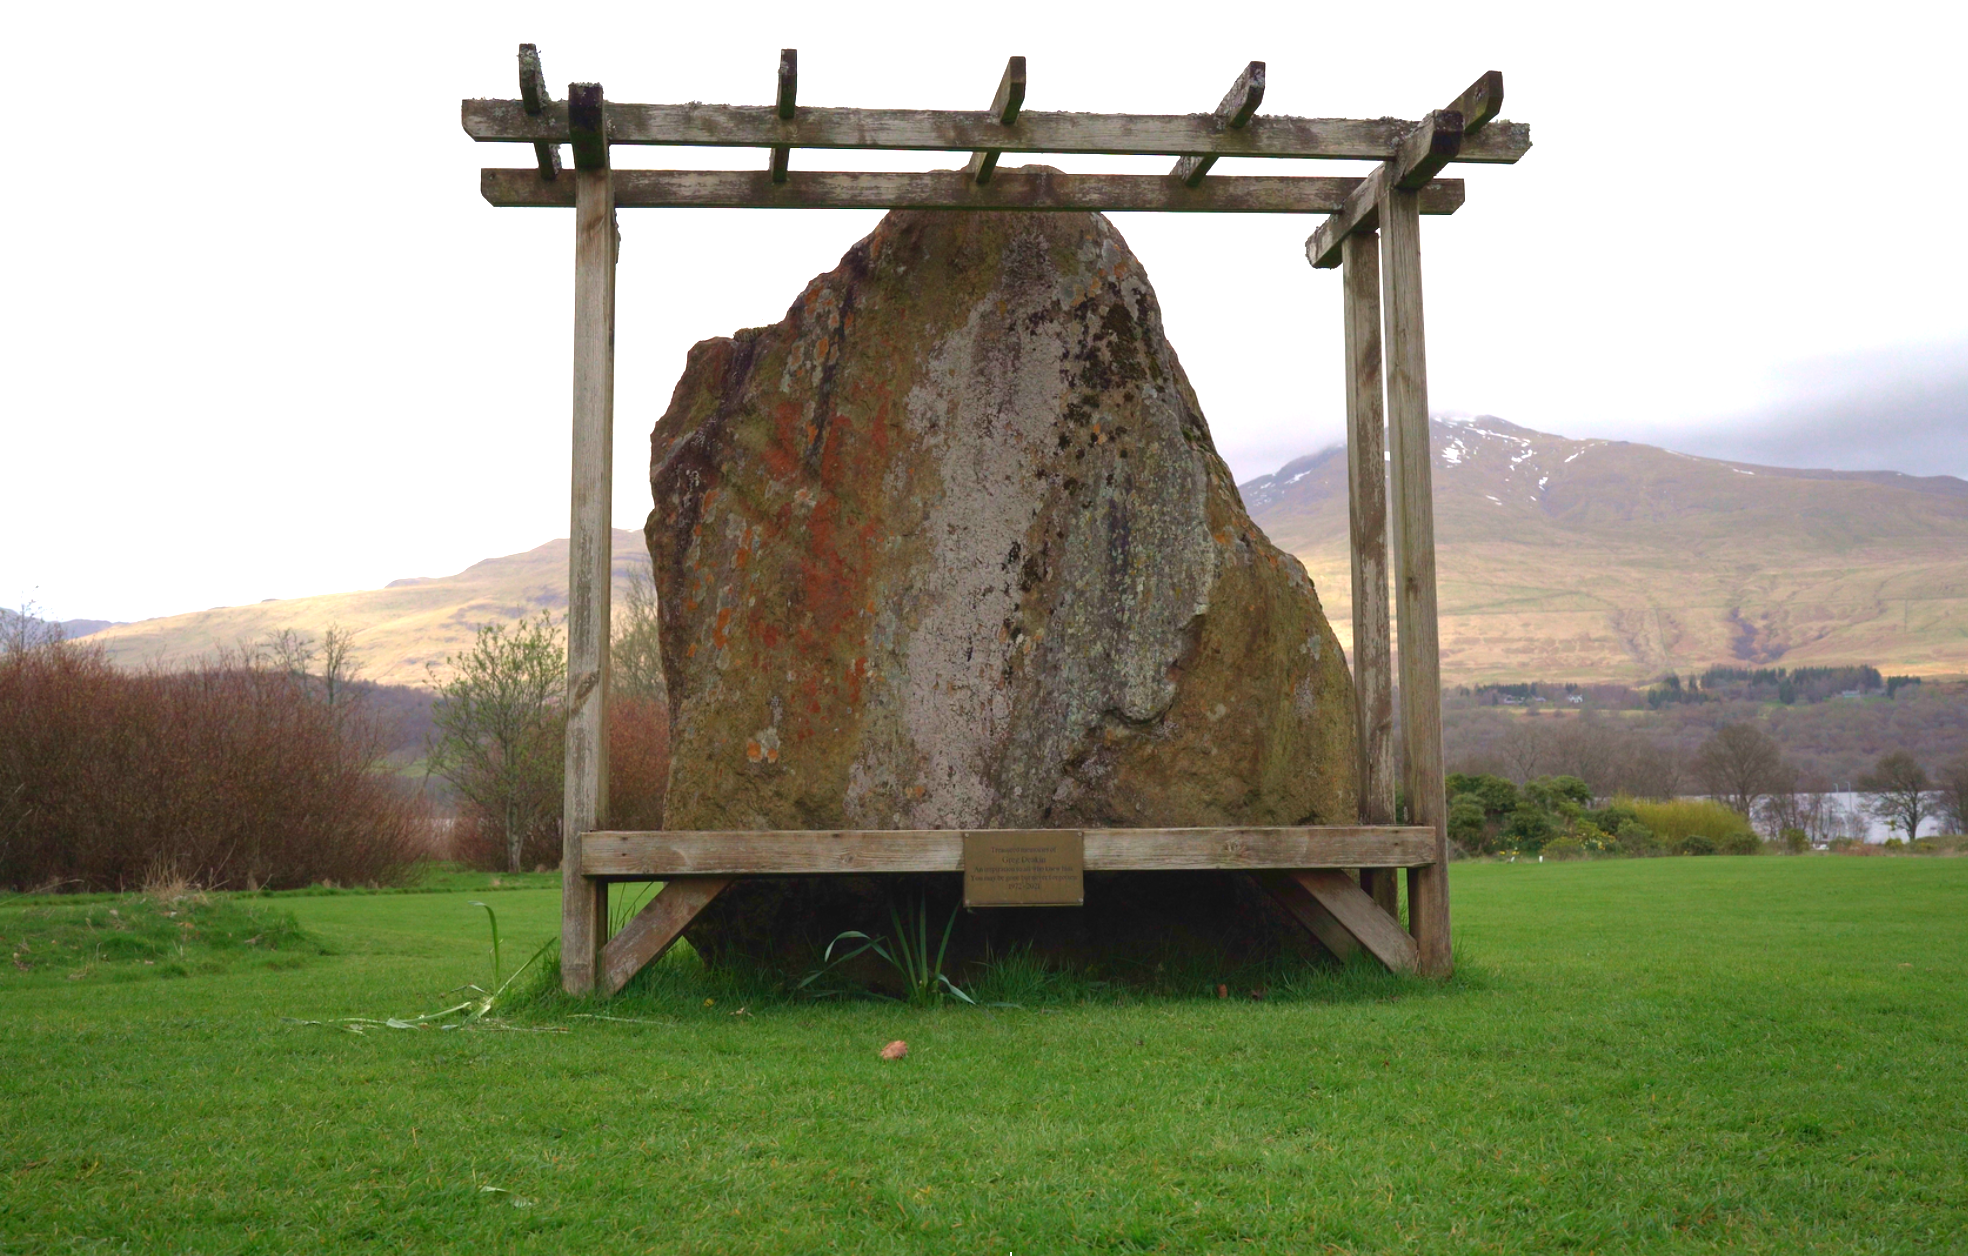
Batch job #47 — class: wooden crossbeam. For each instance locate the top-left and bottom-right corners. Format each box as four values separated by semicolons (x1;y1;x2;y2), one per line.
581;826;1436;878
1305;71;1504;268
770;49;796;183
516;44;561;180
1262;871;1418;972
481;167;1465;214
599;878;730;996
966;56;1027;184
1170;61;1264;187
1446;69;1504;136
1303;109;1461;269
462;98;1530;163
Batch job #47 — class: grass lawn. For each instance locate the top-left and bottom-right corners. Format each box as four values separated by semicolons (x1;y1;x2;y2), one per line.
2;858;1964;1254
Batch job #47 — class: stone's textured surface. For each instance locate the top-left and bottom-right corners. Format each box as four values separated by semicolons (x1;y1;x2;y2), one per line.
646;195;1357;966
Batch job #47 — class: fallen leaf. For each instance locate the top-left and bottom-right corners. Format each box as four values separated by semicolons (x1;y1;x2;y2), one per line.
1215;984;1228;999
880;1040;908;1061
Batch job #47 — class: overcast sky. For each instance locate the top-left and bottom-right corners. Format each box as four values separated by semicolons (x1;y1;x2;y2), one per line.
5;0;1965;623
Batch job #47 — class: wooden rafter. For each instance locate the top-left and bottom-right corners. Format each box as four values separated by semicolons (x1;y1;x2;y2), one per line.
966;56;1027;184
1170;61;1265;187
516;44;561;179
462;98;1529;163
481;167;1466;214
770;50;796;183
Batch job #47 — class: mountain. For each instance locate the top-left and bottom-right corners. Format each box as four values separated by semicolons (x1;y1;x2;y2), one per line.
76;419;1968;689
1243;418;1968;684
84;531;652;686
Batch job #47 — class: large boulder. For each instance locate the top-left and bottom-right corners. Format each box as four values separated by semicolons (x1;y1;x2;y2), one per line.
646;197;1357;973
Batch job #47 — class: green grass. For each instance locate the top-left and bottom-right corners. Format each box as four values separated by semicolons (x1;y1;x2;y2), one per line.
2;859;1964;1253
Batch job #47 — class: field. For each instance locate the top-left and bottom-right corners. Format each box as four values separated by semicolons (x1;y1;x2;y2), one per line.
4;859;1964;1254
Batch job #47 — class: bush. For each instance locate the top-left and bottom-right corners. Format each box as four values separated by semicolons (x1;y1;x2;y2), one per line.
1718;830;1763;856
1614;819;1661;856
1543;835;1587;860
1679;833;1718;856
0;642;422;891
1627;797;1756;856
1780;827;1809;854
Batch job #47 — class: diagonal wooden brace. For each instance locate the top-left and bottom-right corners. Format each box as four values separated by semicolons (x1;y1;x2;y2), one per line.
1261;870;1417;973
599;878;732;996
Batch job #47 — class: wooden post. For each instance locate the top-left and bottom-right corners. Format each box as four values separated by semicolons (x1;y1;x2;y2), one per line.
1342;230;1399;919
1380;188;1450;976
562;83;614;994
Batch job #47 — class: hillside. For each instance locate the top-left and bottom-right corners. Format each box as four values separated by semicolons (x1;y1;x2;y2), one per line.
85;531;653;686
80;420;1968;689
1243;418;1968;685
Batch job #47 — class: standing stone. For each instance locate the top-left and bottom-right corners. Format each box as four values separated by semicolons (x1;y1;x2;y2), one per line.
647;194;1357;972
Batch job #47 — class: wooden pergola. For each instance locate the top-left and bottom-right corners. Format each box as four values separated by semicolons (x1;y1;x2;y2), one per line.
462;47;1530;995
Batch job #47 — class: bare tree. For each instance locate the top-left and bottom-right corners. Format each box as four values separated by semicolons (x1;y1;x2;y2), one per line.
1859;751;1933;841
426;613;565;873
612;556;667;706
1693;723;1788;815
1;603;64;657
258;624;365;723
1936;756;1968;836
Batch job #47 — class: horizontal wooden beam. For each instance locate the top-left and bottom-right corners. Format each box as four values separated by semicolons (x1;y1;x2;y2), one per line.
1446;70;1504;137
1170;60;1265;187
482;167;1465;214
462;98;1531;163
568;83;607;172
581;825;1437;878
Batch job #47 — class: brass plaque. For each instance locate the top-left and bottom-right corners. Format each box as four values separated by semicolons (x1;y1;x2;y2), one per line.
962;830;1085;907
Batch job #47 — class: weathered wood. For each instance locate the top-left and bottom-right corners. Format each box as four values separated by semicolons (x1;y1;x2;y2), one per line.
462;98;1532;163
1288;869;1419;973
1381;189;1451;977
1170;61;1265;186
568;83;607;171
770;49;796;183
482;166;1464;214
1446;70;1504;136
517;44;561;180
1304;109;1464;269
560;159;615;994
599;878;731;996
1342;229;1400;920
581;826;1436;877
1258;872;1359;963
966;55;1026;184
1393;109;1463;190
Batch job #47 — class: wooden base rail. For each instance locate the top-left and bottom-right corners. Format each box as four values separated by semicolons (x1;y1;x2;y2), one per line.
580;825;1435;878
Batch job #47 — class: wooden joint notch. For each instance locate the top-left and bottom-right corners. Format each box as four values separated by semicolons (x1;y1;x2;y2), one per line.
517;44;562;179
966;56;1027;185
569;83;608;171
770;49;797;183
1171;61;1264;187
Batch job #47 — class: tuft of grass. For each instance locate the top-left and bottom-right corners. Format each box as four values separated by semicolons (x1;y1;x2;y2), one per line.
0;893;325;985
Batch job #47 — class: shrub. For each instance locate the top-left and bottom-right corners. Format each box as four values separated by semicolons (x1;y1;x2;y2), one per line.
1780;827;1809;854
1543;835;1587;860
1627;797;1756;855
1502;803;1557;853
0;642;422;892
1614;819;1661;856
1718;830;1763;856
1679;833;1717;856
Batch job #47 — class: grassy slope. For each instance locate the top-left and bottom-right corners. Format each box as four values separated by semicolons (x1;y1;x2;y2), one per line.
80;531;652;686
1246;420;1968;686
3;860;1964;1253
